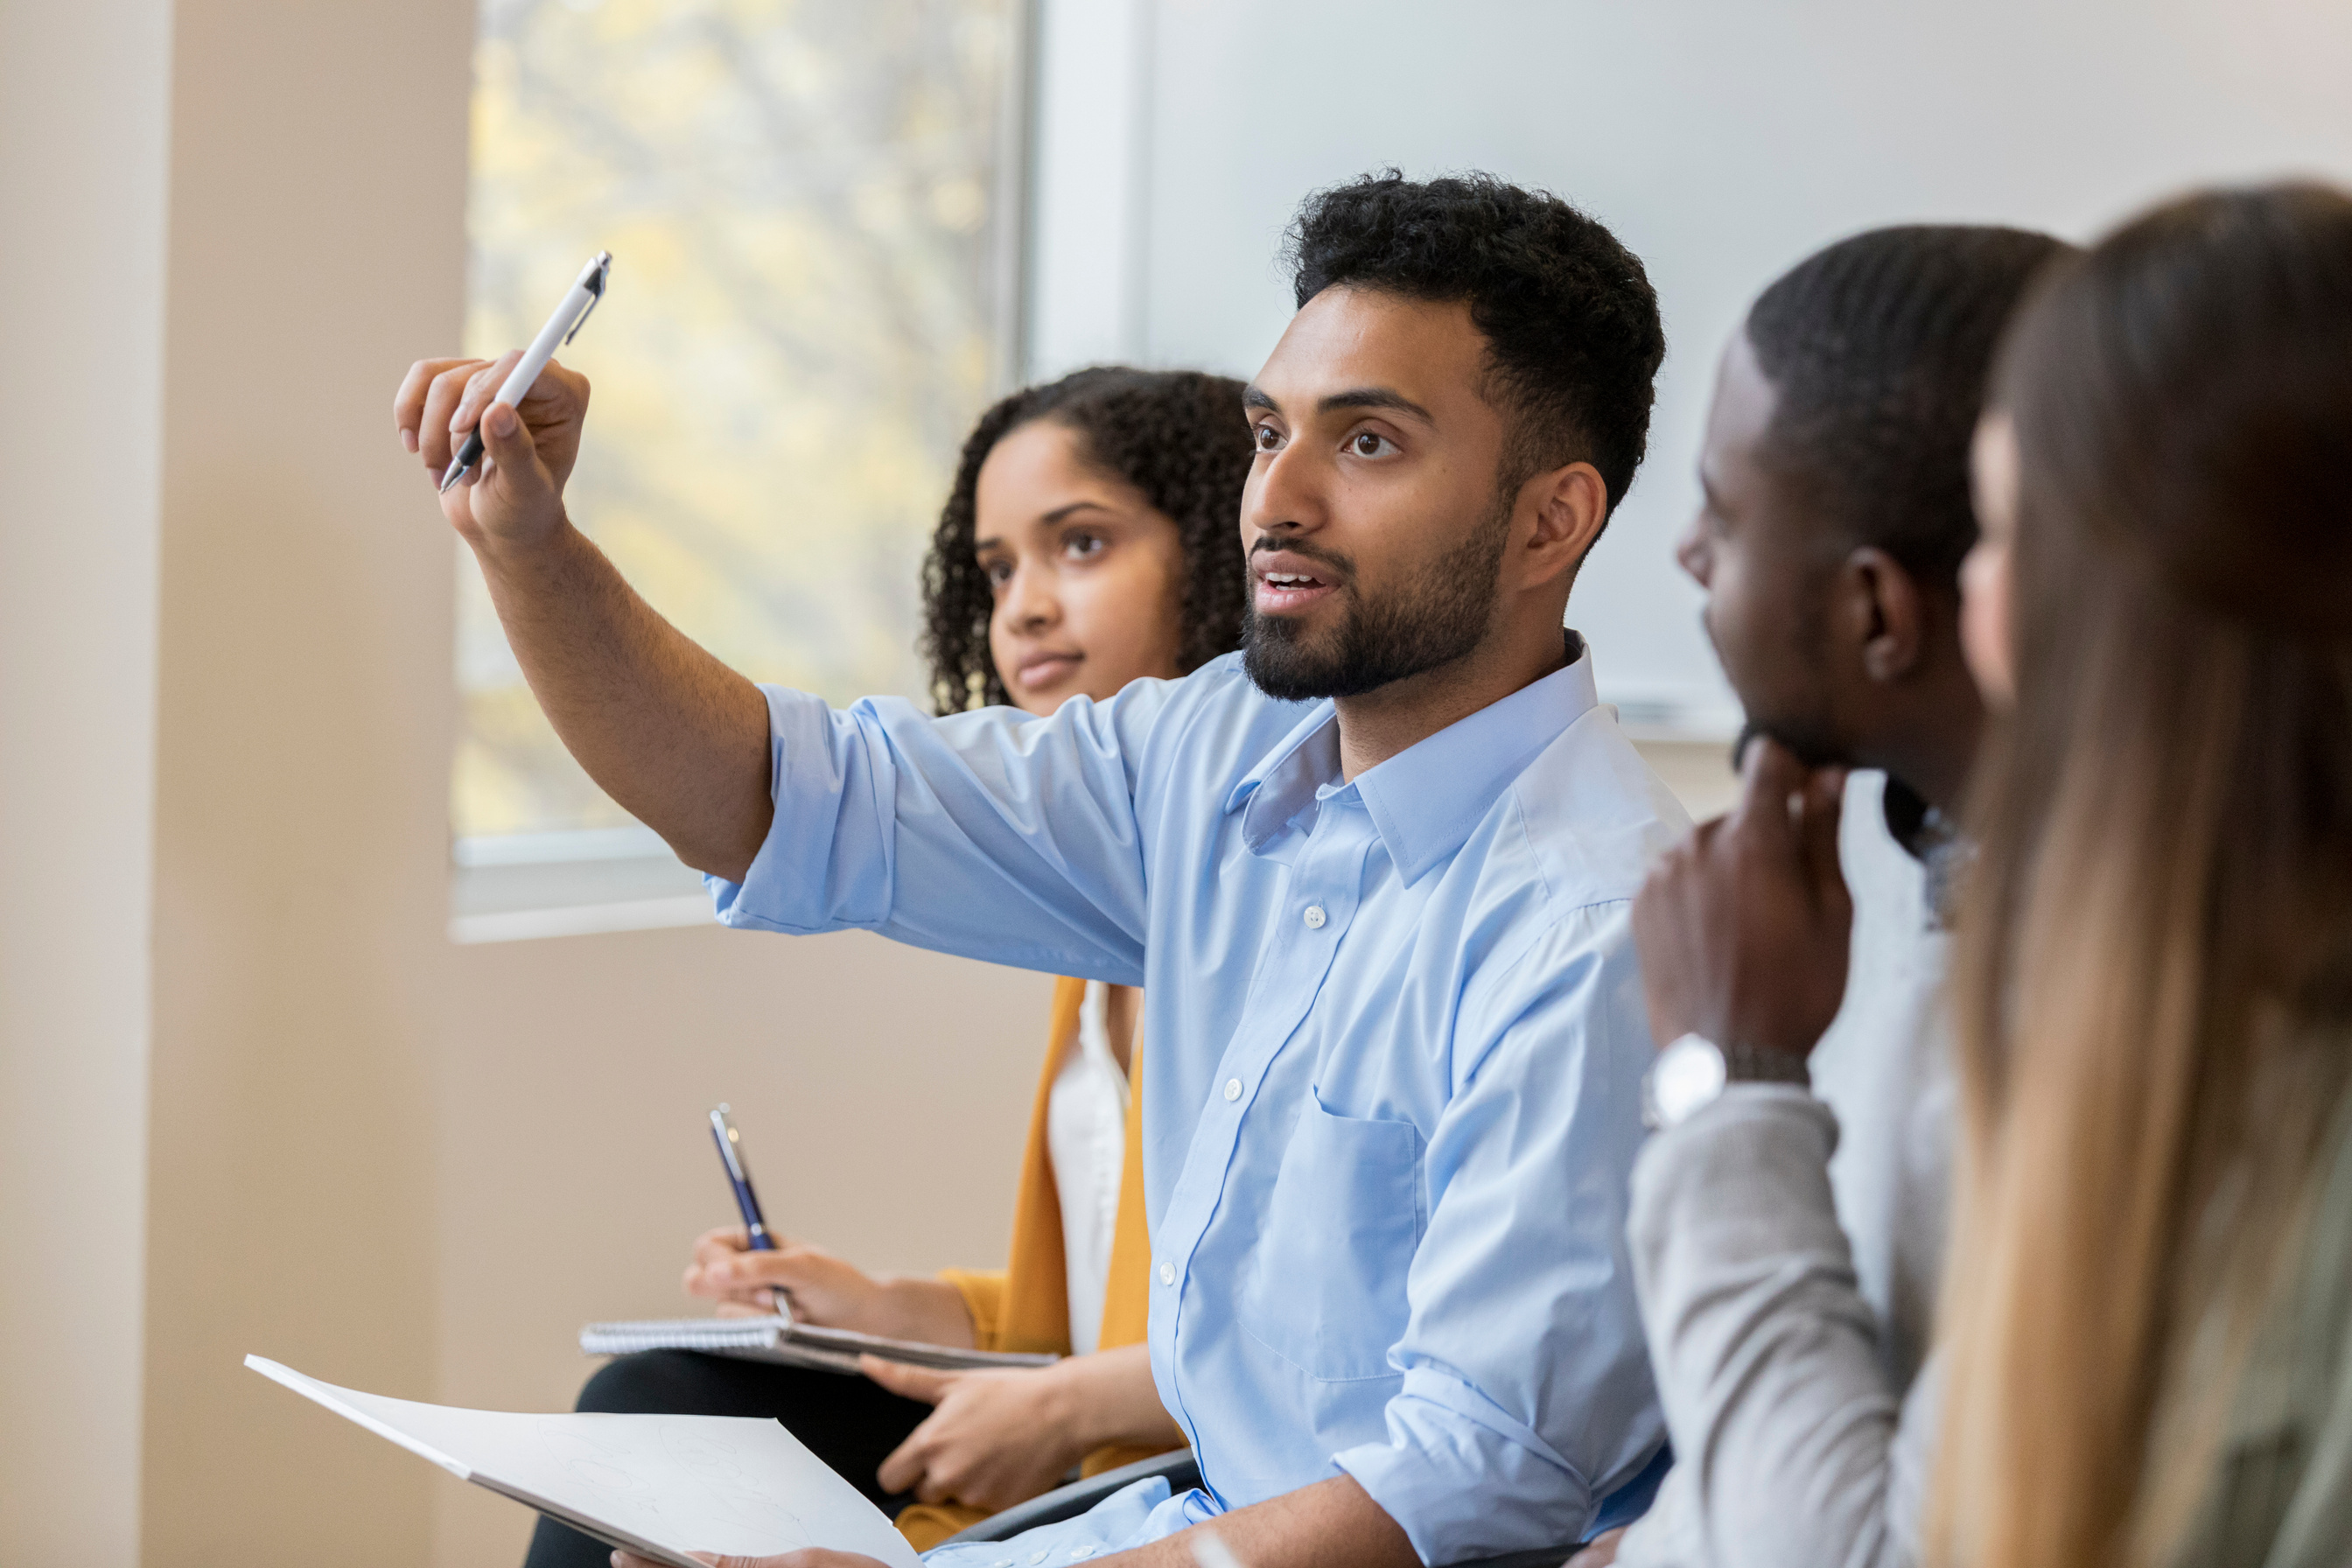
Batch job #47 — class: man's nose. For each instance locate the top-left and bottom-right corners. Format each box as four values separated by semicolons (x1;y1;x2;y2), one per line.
1243;444;1322;538
1674;516;1711;586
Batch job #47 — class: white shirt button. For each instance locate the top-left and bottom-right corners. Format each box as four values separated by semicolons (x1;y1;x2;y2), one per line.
1158;1261;1176;1285
1224;1078;1242;1102
1304;904;1326;928
1032;1553;1049;1564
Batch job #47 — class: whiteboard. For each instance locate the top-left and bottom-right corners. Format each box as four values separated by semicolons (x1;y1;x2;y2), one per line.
1026;0;2352;732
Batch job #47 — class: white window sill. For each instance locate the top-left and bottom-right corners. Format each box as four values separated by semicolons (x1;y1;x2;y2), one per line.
450;825;715;945
1602;692;1743;746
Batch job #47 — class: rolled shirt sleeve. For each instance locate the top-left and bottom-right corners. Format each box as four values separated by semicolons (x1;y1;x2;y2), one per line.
1335;909;1665;1562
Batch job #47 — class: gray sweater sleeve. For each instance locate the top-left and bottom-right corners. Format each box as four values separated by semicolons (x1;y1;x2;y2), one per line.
1614;1086;1935;1568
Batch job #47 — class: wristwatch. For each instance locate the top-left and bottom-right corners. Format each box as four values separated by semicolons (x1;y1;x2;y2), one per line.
1642;1032;1811;1130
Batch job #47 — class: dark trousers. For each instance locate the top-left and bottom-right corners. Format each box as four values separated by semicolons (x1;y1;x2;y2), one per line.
520;1350;934;1568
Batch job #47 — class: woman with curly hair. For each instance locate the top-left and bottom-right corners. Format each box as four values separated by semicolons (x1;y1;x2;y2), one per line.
524;367;1253;1568
919;366;1252;716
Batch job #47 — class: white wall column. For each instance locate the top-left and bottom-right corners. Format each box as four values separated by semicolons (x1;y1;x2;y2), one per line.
1024;0;1158;377
0;2;172;1560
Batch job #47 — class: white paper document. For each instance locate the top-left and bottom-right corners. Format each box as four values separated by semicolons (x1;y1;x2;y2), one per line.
246;1354;923;1568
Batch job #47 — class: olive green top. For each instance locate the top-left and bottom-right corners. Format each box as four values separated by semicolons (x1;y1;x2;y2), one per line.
1617;1016;2352;1568
2168;1088;2352;1568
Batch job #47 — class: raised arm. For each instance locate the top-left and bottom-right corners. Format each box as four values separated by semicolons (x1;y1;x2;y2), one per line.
394;353;772;879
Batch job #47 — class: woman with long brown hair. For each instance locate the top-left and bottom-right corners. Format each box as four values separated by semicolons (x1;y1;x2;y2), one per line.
1936;183;2352;1567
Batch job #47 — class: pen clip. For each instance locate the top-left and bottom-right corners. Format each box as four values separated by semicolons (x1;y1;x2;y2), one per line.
710;1103;752;1186
563;251;612;346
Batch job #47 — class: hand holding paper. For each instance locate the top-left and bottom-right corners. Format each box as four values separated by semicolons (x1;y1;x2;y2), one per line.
245;1355;921;1568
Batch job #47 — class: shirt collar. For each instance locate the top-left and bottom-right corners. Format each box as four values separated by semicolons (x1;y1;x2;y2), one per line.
1225;634;1601;883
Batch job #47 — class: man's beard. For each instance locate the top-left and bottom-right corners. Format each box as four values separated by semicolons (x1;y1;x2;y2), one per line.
1242;494;1514;703
1708;592;1846;772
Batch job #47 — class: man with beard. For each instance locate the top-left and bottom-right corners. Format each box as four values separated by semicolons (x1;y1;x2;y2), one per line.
1577;225;2068;1568
396;172;1680;1568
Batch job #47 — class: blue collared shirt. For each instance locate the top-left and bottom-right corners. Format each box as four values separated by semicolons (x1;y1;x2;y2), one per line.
711;646;1687;1564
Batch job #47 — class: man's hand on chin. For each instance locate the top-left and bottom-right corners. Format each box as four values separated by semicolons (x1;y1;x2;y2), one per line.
1631;733;1852;1058
613;1551;892;1568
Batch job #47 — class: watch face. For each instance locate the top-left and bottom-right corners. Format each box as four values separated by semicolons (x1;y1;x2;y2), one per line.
1649;1034;1728;1129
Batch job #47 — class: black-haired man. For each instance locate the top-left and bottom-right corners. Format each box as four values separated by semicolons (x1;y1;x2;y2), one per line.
1585;226;2068;1568
398;172;1681;1568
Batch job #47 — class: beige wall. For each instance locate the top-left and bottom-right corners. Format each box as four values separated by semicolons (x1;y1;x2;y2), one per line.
0;1;171;1561
138;0;467;1558
1628;738;1739;825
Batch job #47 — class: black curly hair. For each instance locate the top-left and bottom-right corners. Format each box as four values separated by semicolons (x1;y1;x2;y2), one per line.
1745;224;2071;588
1284;170;1667;521
920;367;1255;714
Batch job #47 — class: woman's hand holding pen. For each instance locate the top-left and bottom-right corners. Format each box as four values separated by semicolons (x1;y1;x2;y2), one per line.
682;1228;979;1347
392;349;589;555
682;1227;879;1322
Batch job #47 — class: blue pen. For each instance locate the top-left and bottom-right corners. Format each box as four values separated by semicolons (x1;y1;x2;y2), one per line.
709;1103;776;1252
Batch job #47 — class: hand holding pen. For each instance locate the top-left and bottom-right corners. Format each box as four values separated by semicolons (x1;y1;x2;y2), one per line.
686;1105;983;1345
392;250;611;555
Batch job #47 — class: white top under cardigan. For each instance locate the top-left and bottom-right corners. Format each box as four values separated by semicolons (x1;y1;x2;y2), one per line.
1046;979;1133;1355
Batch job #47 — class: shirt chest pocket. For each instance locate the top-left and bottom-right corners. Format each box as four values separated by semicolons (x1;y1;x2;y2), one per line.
1236;1096;1425;1382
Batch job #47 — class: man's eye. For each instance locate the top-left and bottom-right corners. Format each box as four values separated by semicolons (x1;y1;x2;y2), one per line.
1348;431;1396;458
1252;424;1284;452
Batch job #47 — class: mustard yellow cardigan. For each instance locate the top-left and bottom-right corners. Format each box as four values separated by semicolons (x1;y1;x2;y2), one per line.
894;976;1173;1547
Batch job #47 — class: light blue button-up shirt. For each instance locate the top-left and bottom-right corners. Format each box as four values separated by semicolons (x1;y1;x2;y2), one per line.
710;644;1687;1564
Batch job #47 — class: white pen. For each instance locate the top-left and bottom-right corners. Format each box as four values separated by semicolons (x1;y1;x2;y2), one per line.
441;249;612;493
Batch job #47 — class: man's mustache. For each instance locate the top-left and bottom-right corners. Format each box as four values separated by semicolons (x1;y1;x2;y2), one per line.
1248;537;1356;584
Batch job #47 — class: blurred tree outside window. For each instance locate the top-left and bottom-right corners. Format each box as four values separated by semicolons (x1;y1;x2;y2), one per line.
457;0;1015;843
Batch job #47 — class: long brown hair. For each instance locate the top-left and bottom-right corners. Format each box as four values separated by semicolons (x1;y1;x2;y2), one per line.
1932;185;2352;1568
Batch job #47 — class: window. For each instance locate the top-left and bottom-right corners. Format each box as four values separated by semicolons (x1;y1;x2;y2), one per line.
455;0;1020;886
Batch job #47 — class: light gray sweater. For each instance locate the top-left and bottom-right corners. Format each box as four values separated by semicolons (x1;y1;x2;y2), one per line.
1614;772;1946;1568
1612;773;2352;1568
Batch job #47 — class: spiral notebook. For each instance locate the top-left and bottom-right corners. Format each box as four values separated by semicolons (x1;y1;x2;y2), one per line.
579;1312;1059;1376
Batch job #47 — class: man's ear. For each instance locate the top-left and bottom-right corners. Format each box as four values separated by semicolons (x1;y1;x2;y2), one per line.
1515;460;1609;590
1842;545;1928;683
